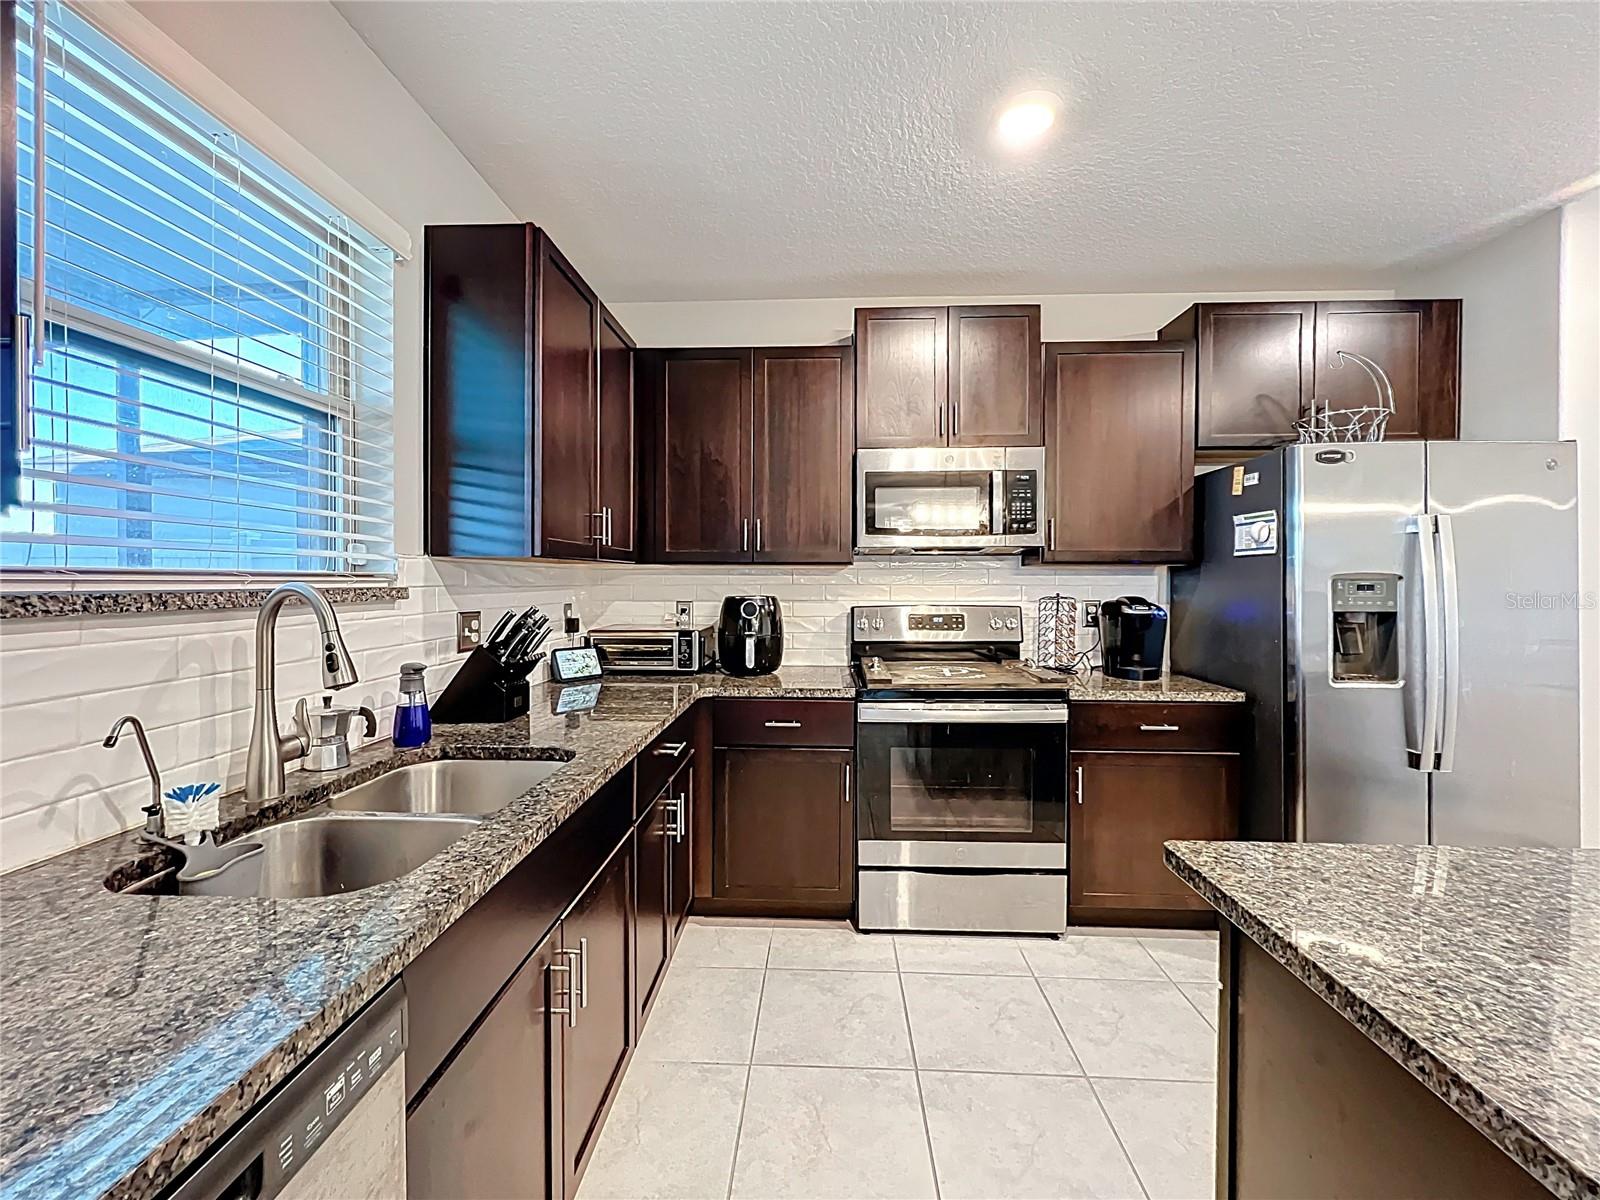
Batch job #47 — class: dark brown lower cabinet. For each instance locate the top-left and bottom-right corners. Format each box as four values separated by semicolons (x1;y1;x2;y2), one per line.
668;763;693;937
1069;750;1239;921
712;746;853;915
636;756;692;1029
407;931;561;1200
634;789;671;1026
560;838;634;1197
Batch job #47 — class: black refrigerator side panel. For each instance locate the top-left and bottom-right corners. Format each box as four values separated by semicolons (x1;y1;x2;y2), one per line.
1170;453;1291;841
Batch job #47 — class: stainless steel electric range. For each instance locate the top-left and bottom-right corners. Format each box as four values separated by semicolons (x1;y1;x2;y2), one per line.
851;604;1068;935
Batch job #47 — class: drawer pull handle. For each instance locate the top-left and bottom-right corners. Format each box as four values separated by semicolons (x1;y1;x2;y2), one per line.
764;720;802;728
1139;723;1181;732
654;741;689;757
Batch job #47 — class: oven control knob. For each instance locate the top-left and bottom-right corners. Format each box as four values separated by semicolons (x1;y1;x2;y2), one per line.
989;617;1003;630
855;617;869;632
871;617;885;631
1004;618;1019;631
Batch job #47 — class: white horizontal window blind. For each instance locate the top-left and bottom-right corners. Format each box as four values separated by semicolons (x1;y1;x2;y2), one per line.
4;0;397;575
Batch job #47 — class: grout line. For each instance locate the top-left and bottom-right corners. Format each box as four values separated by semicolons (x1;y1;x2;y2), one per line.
724;961;768;1200
1174;982;1220;1031
1032;970;1151;1200
1086;1076;1158;1200
894;937;943;1200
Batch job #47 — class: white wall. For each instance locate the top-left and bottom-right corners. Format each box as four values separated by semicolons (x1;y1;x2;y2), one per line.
1397;209;1565;440
1557;189;1599;846
610;289;1391;348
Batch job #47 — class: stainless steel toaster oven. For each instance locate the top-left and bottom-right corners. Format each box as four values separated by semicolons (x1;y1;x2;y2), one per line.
586;624;717;673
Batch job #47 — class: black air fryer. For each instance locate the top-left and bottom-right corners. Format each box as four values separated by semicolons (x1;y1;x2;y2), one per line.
718;596;784;676
1100;596;1168;681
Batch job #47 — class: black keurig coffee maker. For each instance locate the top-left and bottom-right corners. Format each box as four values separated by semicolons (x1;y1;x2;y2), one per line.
1100;596;1168;681
718;596;784;676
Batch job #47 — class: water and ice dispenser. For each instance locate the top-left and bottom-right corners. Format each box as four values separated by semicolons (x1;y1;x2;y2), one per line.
1329;573;1401;684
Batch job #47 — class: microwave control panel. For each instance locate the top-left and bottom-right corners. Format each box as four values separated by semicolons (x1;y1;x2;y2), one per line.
1003;471;1038;533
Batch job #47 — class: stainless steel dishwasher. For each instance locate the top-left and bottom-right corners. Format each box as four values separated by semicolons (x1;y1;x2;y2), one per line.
167;982;407;1200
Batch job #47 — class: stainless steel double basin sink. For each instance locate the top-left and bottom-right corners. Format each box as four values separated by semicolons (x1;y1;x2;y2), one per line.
112;759;570;900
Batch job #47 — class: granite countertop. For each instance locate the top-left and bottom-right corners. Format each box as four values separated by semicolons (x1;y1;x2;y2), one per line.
1166;841;1600;1200
1044;668;1245;703
0;668;854;1200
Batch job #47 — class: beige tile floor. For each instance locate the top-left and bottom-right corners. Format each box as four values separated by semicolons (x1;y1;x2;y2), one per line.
578;919;1220;1200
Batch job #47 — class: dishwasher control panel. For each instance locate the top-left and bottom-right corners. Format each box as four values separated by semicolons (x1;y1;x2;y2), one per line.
168;983;407;1200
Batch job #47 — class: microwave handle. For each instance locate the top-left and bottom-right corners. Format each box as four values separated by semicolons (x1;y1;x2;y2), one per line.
992;469;1006;534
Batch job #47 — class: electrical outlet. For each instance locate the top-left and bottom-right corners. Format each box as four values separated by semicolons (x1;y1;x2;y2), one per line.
456;610;483;653
1083;605;1100;629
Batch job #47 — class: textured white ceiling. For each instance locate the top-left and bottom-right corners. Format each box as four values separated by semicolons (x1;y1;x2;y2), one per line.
337;1;1600;302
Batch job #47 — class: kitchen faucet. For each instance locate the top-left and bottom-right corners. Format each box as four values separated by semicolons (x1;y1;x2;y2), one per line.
103;715;164;837
245;582;359;804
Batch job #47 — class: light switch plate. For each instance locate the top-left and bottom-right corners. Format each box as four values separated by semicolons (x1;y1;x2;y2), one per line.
457;610;482;653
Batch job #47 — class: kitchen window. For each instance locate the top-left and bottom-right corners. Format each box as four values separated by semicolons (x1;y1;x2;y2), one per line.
3;0;397;576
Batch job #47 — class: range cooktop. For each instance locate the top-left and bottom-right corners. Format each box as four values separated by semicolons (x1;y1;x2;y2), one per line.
850;604;1074;699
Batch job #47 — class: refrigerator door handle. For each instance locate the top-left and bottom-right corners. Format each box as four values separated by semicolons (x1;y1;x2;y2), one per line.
1435;513;1461;773
1410;515;1442;773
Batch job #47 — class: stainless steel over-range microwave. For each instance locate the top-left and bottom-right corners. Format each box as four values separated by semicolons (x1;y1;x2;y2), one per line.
855;446;1046;554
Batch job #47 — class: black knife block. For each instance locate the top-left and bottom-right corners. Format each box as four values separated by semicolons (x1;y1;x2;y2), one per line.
431;645;543;723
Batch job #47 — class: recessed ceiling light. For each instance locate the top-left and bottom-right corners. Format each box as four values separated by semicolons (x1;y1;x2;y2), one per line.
994;91;1061;152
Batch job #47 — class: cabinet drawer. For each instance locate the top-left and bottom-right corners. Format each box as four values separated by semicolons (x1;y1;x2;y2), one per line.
714;699;854;748
1071;701;1241;752
637;707;696;815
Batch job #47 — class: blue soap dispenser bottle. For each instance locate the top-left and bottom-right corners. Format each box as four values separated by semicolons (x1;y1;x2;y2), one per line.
394;662;432;748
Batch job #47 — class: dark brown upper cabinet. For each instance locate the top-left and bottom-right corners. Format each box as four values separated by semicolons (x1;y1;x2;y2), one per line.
1159;299;1460;451
645;348;751;562
1042;340;1196;563
855;304;1041;448
1312;300;1461;442
423;224;634;560
596;305;637;561
853;307;946;447
752;346;853;562
535;234;601;559
643;345;851;564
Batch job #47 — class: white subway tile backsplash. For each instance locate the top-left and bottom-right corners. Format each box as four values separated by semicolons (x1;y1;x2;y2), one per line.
0;801;78;874
0;554;1162;871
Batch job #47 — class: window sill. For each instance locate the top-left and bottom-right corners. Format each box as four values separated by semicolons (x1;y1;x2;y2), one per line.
0;585;410;621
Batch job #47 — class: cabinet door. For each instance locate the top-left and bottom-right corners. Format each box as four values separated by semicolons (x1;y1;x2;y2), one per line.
408;933;560;1200
713;747;853;912
1043;341;1195;562
1069;751;1238;915
654;349;752;561
752;346;852;563
949;305;1042;446
597;306;636;560
424;224;534;557
561;838;633;1196
855;306;947;447
1194;302;1314;449
535;233;599;559
1313;300;1460;441
635;790;670;1028
668;762;694;938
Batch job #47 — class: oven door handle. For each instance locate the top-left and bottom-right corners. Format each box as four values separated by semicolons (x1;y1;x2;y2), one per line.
857;702;1069;725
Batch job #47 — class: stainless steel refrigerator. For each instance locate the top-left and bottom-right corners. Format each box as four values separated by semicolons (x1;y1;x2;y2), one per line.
1171;441;1581;847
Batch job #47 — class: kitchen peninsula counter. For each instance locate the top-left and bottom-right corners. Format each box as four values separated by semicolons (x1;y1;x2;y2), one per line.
1166;840;1600;1200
